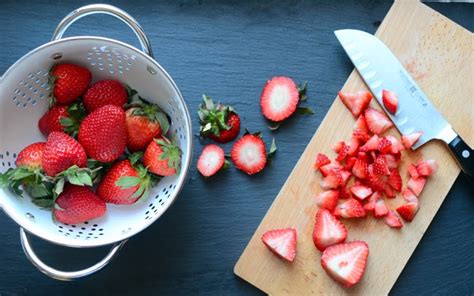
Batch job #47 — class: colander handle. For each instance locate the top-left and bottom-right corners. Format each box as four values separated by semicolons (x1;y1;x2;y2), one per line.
51;4;154;58
20;228;127;281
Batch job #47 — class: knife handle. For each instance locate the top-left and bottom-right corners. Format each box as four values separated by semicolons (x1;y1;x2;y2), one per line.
448;136;474;182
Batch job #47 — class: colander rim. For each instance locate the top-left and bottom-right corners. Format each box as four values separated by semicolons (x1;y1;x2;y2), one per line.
0;36;193;248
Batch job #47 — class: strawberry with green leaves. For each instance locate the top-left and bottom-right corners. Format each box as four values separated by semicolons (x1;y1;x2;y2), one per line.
231;131;277;175
144;136;181;176
43;132;87;177
50;63;92;105
198;95;240;143
38;102;86;137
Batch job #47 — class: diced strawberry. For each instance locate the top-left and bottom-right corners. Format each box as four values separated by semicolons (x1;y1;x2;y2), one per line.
352;128;370;142
336;144;350;162
384;185;396;198
354;114;369;134
377;137;392;154
381;154;399;170
357;152;368;162
350;185;373;201
315;190;339;212
416;159;438;177
352;159;369;179
407;164;420;179
396;202;419;222
338;91;373;117
384;210;403;228
407;177;426;196
365;108;393;135
340;170;352;187
261;228;297;262
320;172;343;190
373;157;390;176
344;156;357;171
347;137;360;156
363;192;381;212
402;188;418;203
359;135;380;152
382;90;398;114
368;172;386;192
339;187;352;199
387;170;402;192
333;141;345;154
334;198;366;219
314;153;331;170
385;135;405;154
374;199;389;218
320;241;369;288
402;131;423;149
313;209;348;251
319;163;342;177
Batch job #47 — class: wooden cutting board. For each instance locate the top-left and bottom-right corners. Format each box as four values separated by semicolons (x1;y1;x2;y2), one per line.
234;1;473;295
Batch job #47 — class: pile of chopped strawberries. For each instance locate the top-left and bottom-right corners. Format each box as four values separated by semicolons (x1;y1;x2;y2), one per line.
260;89;438;288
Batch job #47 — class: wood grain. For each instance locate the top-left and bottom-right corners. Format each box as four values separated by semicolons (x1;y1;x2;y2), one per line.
234;1;473;295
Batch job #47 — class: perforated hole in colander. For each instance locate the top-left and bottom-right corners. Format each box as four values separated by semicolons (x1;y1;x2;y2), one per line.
87;46;135;74
11;70;50;109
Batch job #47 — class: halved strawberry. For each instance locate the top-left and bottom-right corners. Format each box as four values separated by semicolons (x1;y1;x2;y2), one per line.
231;132;275;175
315;190;339;212
363;192;381;212
407;177;426;196
384;210;403;228
197;144;228;177
382;90;398;114
402;188;418;203
365;108;393;135
402;131;423;149
260;76;302;122
334;198;366;219
387;170;402;192
338;91;373;117
261;228;297;262
373;157;390;176
396;202;419;222
377;137;392;154
319;163;343;177
321;241;369;288
313;209;347;251
314;153;331;170
360;135;380;152
350;184;372;201
407;164;420;179
416;159;438;177
374;199;389;218
352;158;368;179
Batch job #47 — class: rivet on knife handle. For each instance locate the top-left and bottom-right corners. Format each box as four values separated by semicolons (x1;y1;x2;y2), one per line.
448;136;474;183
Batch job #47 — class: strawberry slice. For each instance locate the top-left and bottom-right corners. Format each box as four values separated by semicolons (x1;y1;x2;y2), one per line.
352;159;369;179
382;90;398;114
387;170;402;192
384;210;403;228
374;199;389;218
231;133;271;175
261;228;297;262
396;202;419;222
197;144;228;177
407;164;420;179
315;190;339;212
314;153;331;169
373;157;390;176
363;192;381;212
407;177;426;196
359;135;380;152
402;188;418;203
402;131;423;149
338;91;373;117
350;184;373;201
416;159;438;177
321;241;369;288
334;198;366;219
319;163;343;177
313;209;348;251
260;76;300;122
365;108;393;135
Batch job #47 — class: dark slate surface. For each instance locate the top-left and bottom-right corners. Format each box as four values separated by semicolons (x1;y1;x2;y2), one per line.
0;1;472;295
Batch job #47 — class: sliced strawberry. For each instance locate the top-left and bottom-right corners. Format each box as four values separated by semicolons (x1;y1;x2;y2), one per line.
377;137;392;154
261;228;297;262
385;135;405;154
339;187;352;199
197;144;227;177
384;185;396;198
382;90;398;114
407;177;426;196
416;159;438;177
363;192;381;212
402;131;423;149
313;209;348;252
374;199;389;218
334;198;366;219
344;156;357;171
387;170;402;192
373;157;390;176
365;108;393;135
319;163;343;177
333;141;345;154
396;202;419;222
315;190;339;212
360;135;380;152
352;159;369;179
407;164;420;179
314;153;331;170
231;133;267;175
350;185;373;201
338;91;373;117
321;241;369;288
260;76;300;122
402;188;418;203
384;210;403;228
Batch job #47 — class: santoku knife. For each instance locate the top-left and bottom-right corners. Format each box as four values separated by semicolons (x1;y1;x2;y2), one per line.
334;29;473;181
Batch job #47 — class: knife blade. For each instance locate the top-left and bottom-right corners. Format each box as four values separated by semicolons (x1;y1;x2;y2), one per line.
334;29;473;180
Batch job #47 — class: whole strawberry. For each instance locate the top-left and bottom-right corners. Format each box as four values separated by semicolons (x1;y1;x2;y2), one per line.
16;142;46;170
38;103;86;136
198;95;240;143
42;132;87;176
50;64;91;105
98;159;152;204
143;137;181;176
78;105;127;163
53;184;106;224
125;105;167;152
83;80;128;113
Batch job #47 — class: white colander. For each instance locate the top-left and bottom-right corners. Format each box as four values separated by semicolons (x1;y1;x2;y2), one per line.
0;4;192;280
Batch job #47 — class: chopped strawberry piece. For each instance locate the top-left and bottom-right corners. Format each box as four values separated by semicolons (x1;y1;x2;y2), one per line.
387;170;402;192
384;210;403;228
368;172;386;192
339;187;352;199
319;163;342;177
340;170;352;187
374;199;389;218
416;159;438;177
396;202;419;222
385;135;405;154
381;154;399;170
384;185;396;198
347;137;360;156
352;159;369;179
382;90;398;114
344;156;357;171
402;131;423;149
261;228;297;262
373;157;390;176
407;164;420;179
336;144;350;162
360;135;380;152
354;114;369;134
350;185;373;201
365;107;393;135
377;137;392;154
320;172;343;190
407;177;426;196
333;141;345;154
402;188;418;203
315;190;339;212
313;209;348;251
334;198;366;219
314;153;331;169
338;91;373;117
357;151;368;162
363;192;381;212
352;128;370;142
